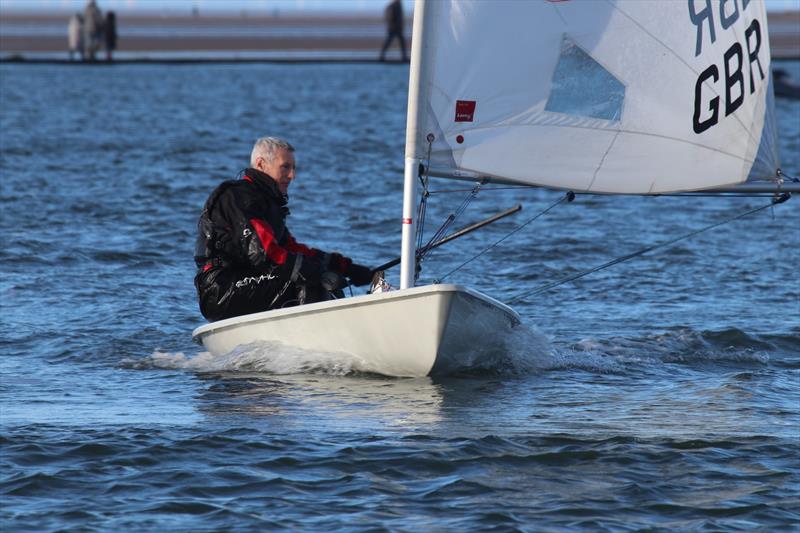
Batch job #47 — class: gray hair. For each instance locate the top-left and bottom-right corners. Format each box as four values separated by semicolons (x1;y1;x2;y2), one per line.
250;137;295;167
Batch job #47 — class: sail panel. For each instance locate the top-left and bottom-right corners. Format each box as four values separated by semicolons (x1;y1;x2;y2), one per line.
545;36;626;122
747;72;781;183
415;0;780;194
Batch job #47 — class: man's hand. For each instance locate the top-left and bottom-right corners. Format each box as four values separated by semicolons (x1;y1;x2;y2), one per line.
320;271;347;292
346;263;374;287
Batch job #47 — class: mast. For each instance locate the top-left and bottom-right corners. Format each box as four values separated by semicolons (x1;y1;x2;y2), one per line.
400;0;433;289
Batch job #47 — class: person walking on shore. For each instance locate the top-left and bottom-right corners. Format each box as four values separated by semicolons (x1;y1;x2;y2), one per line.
104;11;117;62
379;0;407;62
82;0;104;61
67;13;84;61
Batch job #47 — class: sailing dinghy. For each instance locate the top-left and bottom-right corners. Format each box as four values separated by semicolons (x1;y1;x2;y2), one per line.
194;0;794;377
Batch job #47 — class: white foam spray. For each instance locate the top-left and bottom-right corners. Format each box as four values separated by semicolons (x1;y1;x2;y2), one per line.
124;326;767;378
126;341;377;376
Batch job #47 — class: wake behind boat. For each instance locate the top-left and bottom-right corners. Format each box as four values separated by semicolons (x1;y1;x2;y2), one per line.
194;0;794;377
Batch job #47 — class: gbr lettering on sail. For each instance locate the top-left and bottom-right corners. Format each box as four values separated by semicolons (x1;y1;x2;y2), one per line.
690;0;766;134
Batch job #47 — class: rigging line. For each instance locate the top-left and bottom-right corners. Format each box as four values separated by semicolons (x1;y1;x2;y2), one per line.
416;199;428;250
419;182;482;262
452;181;483;221
436;191;575;283
509;192;792;304
421;214;455;255
416;138;435;253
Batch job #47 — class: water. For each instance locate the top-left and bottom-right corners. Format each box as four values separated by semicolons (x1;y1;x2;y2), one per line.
1;61;799;530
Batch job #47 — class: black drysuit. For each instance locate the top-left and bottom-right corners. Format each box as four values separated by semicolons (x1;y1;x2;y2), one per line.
194;168;356;322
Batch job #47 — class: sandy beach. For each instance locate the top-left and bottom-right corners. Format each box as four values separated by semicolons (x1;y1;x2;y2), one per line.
0;13;403;60
1;10;797;60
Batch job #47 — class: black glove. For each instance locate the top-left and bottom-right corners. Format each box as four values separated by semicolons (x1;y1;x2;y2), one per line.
346;263;374;287
320;271;347;292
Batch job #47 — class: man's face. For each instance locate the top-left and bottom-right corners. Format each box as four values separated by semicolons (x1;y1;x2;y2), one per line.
256;147;296;196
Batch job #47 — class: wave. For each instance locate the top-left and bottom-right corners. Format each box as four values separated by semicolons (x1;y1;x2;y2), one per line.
499;324;800;375
123;325;559;378
3;425;797;531
123;342;375;376
553;326;787;371
124;323;794;378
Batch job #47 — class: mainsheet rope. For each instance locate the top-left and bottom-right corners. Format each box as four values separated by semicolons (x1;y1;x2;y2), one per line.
508;192;792;304
416;160;795;291
778;169;799;183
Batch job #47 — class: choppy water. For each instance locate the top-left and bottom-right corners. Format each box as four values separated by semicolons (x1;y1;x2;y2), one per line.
1;61;799;530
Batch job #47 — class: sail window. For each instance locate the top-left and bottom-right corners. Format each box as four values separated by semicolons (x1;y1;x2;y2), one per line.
545;37;625;122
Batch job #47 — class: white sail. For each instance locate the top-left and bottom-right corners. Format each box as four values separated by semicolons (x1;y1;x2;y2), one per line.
410;0;780;194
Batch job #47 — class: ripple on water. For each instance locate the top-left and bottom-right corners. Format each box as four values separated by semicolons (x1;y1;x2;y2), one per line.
2;427;798;529
1;61;798;530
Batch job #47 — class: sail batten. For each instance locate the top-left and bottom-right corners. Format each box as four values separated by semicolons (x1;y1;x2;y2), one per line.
412;0;780;195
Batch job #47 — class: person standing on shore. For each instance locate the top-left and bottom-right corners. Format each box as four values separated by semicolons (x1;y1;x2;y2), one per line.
379;0;407;62
67;13;84;61
194;137;374;322
82;0;104;61
104;11;117;62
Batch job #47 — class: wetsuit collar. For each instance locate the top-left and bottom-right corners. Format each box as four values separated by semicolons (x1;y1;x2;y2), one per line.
243;167;288;205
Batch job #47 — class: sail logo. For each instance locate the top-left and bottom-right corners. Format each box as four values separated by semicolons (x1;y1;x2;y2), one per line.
690;0;765;134
455;100;476;122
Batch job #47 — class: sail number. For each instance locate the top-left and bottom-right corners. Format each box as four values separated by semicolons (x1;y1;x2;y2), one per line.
689;0;766;134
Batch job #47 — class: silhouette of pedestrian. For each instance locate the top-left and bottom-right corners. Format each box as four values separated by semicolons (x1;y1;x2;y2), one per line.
67;13;84;61
82;0;103;61
379;0;407;62
104;11;117;62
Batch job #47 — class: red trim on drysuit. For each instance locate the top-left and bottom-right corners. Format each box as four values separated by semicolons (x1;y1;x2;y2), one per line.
250;218;289;265
285;234;318;257
242;175;349;272
241;175;288;265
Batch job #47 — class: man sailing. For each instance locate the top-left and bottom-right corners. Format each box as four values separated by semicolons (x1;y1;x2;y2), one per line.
194;137;373;322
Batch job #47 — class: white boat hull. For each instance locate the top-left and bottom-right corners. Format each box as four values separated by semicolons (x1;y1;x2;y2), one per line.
192;284;520;377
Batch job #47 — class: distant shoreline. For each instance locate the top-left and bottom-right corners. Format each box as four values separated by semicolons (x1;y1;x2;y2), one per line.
0;57;408;65
0;12;405;62
1;11;797;60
